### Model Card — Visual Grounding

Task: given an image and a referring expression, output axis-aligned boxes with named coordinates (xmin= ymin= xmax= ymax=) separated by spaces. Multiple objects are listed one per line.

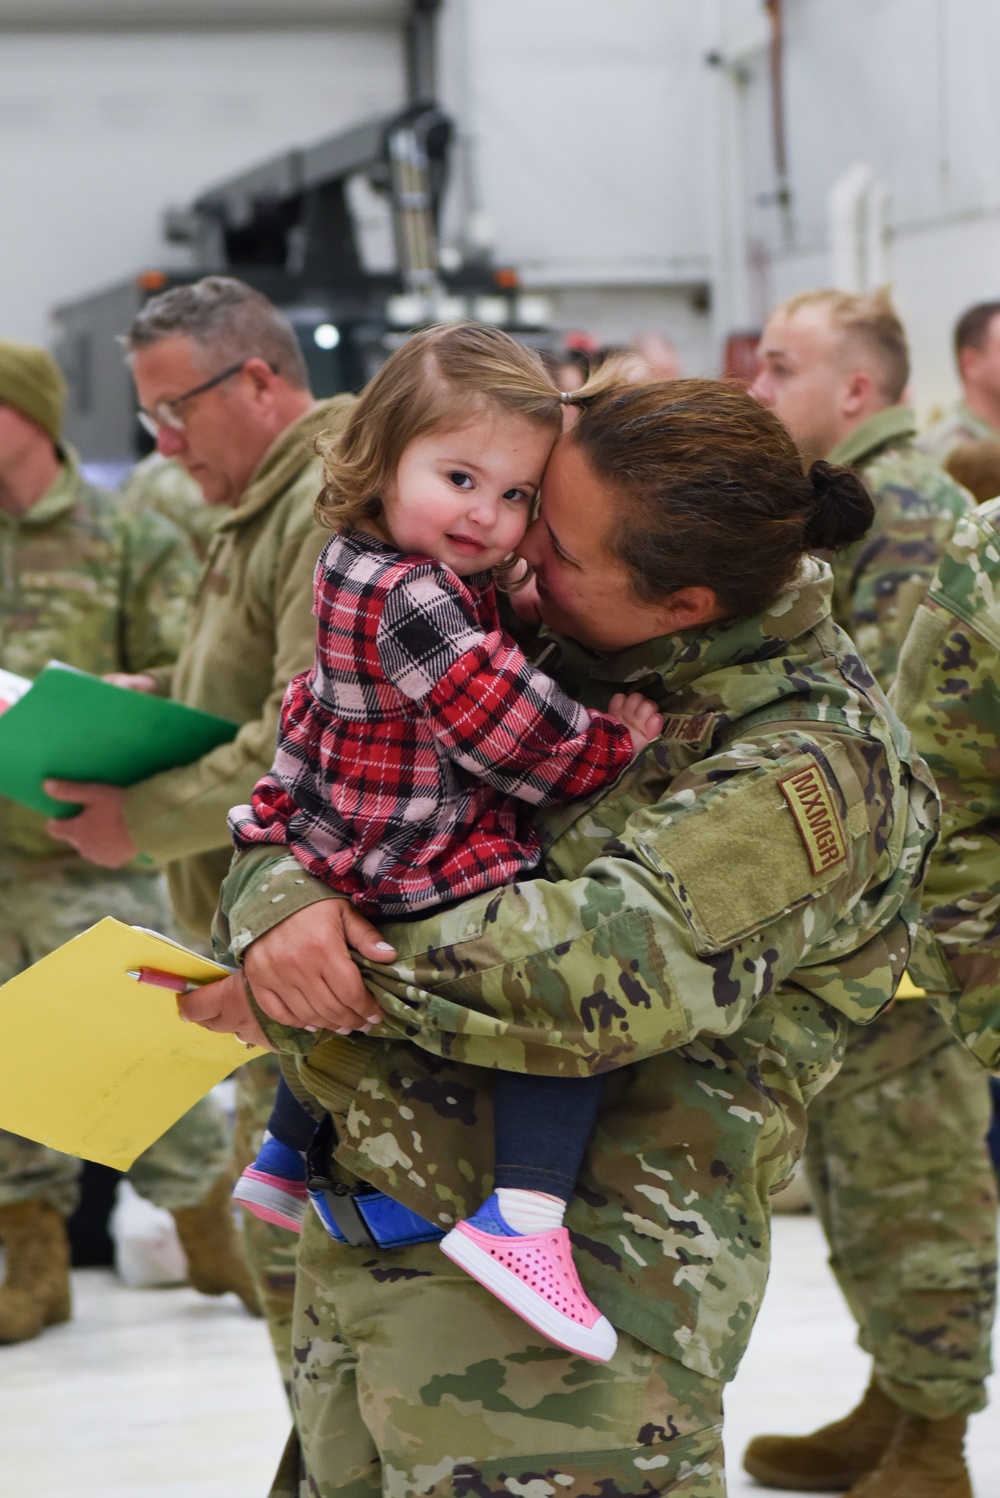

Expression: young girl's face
xmin=381 ymin=408 xmax=557 ymax=576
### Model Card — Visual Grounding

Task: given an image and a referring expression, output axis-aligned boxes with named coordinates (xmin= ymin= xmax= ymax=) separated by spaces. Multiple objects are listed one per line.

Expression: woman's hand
xmin=178 ymin=972 xmax=274 ymax=1051
xmin=243 ymin=900 xmax=395 ymax=1034
xmin=607 ymin=691 xmax=664 ymax=753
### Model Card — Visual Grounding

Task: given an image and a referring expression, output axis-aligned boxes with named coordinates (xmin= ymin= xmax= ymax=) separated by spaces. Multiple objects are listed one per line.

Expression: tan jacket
xmin=0 ymin=451 xmax=196 ymax=864
xmin=124 ymin=397 xmax=352 ymax=938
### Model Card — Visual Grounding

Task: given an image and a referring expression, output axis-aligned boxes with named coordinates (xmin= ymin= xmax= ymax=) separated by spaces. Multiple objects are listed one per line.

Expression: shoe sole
xmin=742 ymin=1452 xmax=866 ymax=1491
xmin=233 ymin=1179 xmax=305 ymax=1233
xmin=440 ymin=1228 xmax=617 ymax=1362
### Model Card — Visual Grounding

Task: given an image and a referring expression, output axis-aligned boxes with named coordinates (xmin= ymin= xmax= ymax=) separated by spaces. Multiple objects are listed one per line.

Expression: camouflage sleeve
xmin=892 ymin=501 xmax=1000 ymax=1070
xmin=219 ymin=728 xmax=916 ymax=1074
xmin=124 ymin=512 xmax=324 ymax=863
xmin=830 ymin=466 xmax=973 ymax=692
xmin=117 ymin=507 xmax=201 ymax=672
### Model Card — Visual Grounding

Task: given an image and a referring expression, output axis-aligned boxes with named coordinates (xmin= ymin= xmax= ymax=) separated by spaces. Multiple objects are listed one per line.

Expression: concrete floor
xmin=0 ymin=1214 xmax=996 ymax=1496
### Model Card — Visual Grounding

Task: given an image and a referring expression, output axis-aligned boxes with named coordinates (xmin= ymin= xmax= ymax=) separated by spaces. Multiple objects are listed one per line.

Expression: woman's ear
xmin=658 ymin=586 xmax=723 ymax=634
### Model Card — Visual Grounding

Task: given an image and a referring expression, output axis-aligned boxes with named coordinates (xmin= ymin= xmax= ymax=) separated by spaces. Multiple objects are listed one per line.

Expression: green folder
xmin=0 ymin=664 xmax=238 ymax=818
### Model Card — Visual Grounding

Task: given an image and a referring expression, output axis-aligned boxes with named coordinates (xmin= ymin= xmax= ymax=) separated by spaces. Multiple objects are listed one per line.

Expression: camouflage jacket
xmin=918 ymin=401 xmax=1000 ymax=465
xmin=892 ymin=497 xmax=1000 ymax=1072
xmin=119 ymin=453 xmax=220 ymax=565
xmin=123 ymin=398 xmax=353 ymax=940
xmin=827 ymin=405 xmax=973 ymax=691
xmin=218 ymin=558 xmax=937 ymax=1382
xmin=0 ymin=451 xmax=196 ymax=863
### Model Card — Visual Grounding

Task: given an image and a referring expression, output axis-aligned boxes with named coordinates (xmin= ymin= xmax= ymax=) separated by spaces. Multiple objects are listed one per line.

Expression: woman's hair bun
xmin=803 ymin=460 xmax=874 ymax=551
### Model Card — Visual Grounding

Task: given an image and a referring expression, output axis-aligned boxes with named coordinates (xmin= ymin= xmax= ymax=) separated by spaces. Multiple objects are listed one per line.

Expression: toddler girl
xmin=227 ymin=324 xmax=661 ymax=1361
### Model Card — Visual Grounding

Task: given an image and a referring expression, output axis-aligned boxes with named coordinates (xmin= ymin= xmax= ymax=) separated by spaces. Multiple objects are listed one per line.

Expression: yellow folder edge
xmin=0 ymin=917 xmax=265 ymax=1171
xmin=895 ymin=971 xmax=927 ymax=1000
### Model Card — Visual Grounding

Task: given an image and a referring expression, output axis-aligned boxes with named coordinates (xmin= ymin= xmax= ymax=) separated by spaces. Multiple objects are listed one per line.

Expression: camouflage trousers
xmin=805 ymin=999 xmax=998 ymax=1421
xmin=0 ymin=861 xmax=230 ymax=1216
xmin=234 ymin=1052 xmax=298 ymax=1391
xmin=269 ymin=1212 xmax=726 ymax=1498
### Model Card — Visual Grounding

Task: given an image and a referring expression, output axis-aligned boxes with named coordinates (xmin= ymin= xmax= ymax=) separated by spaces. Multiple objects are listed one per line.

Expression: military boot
xmin=0 ymin=1199 xmax=72 ymax=1344
xmin=846 ymin=1413 xmax=972 ymax=1498
xmin=742 ymin=1379 xmax=902 ymax=1490
xmin=171 ymin=1175 xmax=262 ymax=1317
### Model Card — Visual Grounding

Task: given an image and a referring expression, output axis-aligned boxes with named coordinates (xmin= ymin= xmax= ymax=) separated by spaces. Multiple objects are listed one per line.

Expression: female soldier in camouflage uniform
xmin=202 ymin=379 xmax=938 ymax=1498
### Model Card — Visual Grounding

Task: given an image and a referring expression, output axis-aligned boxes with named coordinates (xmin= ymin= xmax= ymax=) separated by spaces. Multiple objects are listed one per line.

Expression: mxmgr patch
xmin=778 ymin=760 xmax=847 ymax=876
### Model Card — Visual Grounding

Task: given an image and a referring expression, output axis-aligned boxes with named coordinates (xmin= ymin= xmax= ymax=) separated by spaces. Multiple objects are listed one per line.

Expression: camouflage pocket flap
xmin=635 ymin=753 xmax=855 ymax=953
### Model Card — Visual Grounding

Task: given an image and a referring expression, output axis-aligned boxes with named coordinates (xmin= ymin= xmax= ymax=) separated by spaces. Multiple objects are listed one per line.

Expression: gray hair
xmin=124 ymin=276 xmax=310 ymax=390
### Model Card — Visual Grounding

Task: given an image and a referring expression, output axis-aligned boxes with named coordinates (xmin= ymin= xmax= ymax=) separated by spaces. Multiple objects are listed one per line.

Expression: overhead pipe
xmin=406 ymin=0 xmax=441 ymax=106
xmin=764 ymin=0 xmax=794 ymax=243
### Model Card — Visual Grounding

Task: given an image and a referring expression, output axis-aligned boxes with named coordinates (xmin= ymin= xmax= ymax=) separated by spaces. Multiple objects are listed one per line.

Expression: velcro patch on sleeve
xmin=634 ymin=750 xmax=856 ymax=953
xmin=778 ymin=761 xmax=848 ymax=875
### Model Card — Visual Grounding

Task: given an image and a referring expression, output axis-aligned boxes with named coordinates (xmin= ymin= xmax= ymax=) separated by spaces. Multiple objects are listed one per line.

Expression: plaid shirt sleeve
xmin=377 ymin=570 xmax=636 ymax=806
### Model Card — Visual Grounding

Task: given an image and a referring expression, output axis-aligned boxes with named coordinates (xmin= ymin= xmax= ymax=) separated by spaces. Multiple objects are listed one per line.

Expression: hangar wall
xmin=0 ymin=13 xmax=406 ymax=344
xmin=4 ymin=0 xmax=1000 ymax=404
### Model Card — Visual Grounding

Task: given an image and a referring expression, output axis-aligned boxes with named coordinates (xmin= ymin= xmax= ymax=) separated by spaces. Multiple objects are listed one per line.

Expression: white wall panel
xmin=718 ymin=0 xmax=1000 ymax=403
xmin=0 ymin=28 xmax=405 ymax=343
xmin=437 ymin=0 xmax=717 ymax=288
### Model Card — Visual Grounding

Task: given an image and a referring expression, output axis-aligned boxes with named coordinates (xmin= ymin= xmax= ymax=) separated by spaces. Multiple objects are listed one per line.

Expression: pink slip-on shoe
xmin=440 ymin=1193 xmax=617 ymax=1362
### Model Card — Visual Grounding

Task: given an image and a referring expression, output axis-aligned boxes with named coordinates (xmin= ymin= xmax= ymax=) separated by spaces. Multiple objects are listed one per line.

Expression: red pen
xmin=126 ymin=966 xmax=207 ymax=995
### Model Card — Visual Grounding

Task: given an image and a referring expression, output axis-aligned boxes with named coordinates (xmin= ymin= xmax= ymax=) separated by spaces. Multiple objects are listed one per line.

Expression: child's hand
xmin=607 ymin=692 xmax=664 ymax=753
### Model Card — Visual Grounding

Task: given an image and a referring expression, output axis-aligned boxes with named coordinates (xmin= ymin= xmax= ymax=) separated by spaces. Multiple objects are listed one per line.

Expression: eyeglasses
xmin=136 ymin=360 xmax=262 ymax=438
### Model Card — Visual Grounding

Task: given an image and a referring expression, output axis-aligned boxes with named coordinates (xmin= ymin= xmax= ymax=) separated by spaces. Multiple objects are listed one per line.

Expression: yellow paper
xmin=0 ymin=917 xmax=265 ymax=1170
xmin=895 ymin=971 xmax=927 ymax=999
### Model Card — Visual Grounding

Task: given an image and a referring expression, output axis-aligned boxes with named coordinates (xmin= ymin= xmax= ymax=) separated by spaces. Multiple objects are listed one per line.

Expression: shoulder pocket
xmin=634 ymin=748 xmax=865 ymax=953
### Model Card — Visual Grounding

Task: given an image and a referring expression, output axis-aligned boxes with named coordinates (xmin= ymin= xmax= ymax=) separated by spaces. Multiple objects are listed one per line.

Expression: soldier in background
xmin=747 ymin=290 xmax=995 ymax=1497
xmin=41 ymin=278 xmax=355 ymax=1387
xmin=920 ymin=301 xmax=1000 ymax=463
xmin=752 ymin=288 xmax=973 ymax=684
xmin=943 ymin=438 xmax=1000 ymax=505
xmin=891 ymin=498 xmax=1000 ymax=1498
xmin=119 ymin=451 xmax=219 ymax=564
xmin=0 ymin=340 xmax=258 ymax=1343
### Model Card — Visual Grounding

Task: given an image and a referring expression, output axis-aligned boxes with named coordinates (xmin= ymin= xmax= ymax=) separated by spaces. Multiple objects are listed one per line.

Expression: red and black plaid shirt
xmin=228 ymin=529 xmax=634 ymax=917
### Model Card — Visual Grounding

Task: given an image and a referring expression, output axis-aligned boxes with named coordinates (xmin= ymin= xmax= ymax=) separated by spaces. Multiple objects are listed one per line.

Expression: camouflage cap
xmin=0 ymin=340 xmax=66 ymax=443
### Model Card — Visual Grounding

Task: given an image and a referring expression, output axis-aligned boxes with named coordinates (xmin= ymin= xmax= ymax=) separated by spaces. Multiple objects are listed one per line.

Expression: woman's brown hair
xmin=315 ymin=323 xmax=563 ymax=531
xmin=565 ymin=377 xmax=874 ymax=621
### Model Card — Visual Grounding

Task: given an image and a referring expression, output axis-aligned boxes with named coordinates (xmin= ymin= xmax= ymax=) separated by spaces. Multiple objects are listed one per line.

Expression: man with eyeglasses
xmin=0 ymin=338 xmax=261 ymax=1341
xmin=42 ymin=276 xmax=354 ymax=1384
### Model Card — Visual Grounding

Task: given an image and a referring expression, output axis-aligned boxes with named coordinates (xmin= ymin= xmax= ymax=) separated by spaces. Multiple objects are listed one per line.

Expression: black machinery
xmin=53 ymin=102 xmax=551 ymax=468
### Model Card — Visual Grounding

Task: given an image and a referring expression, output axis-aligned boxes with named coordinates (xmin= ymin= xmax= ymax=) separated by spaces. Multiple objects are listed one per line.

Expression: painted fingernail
xmin=335 ymin=1027 xmax=351 ymax=1035
xmin=304 ymin=1025 xmax=318 ymax=1033
xmin=375 ymin=942 xmax=394 ymax=952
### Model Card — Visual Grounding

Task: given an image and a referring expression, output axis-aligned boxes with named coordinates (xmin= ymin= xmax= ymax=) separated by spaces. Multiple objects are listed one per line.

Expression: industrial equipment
xmin=53 ymin=102 xmax=551 ymax=469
